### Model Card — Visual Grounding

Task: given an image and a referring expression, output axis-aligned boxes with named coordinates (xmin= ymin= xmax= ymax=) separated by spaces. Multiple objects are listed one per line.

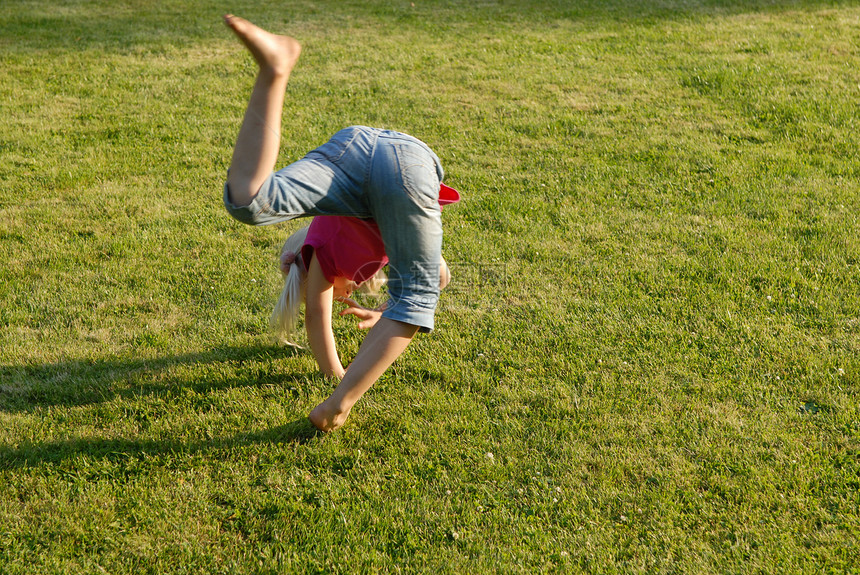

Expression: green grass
xmin=2 ymin=0 xmax=859 ymax=572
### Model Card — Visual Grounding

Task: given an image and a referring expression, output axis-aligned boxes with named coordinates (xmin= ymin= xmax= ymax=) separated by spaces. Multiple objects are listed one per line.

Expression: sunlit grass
xmin=1 ymin=0 xmax=859 ymax=572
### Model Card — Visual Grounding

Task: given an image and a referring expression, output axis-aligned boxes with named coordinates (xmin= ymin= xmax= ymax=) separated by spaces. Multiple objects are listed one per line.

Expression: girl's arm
xmin=305 ymin=253 xmax=346 ymax=379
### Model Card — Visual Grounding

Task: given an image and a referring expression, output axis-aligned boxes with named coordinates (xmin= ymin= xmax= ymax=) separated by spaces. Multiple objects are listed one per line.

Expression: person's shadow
xmin=0 ymin=344 xmax=325 ymax=469
xmin=0 ymin=417 xmax=322 ymax=470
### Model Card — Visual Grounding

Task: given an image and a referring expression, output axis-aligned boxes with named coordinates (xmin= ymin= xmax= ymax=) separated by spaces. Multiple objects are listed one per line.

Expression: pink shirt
xmin=301 ymin=216 xmax=388 ymax=284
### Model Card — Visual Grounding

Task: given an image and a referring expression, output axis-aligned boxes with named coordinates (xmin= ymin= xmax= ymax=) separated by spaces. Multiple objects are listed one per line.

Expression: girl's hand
xmin=338 ymin=297 xmax=386 ymax=330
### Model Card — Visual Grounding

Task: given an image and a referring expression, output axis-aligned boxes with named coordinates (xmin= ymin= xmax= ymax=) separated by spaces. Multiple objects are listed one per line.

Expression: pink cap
xmin=439 ymin=183 xmax=461 ymax=206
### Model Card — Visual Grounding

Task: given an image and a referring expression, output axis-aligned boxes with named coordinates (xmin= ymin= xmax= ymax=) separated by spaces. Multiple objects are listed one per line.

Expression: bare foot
xmin=309 ymin=399 xmax=351 ymax=432
xmin=224 ymin=14 xmax=301 ymax=78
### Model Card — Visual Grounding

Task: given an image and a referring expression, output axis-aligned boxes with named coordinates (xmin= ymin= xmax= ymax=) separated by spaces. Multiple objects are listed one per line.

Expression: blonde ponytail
xmin=271 ymin=225 xmax=310 ymax=344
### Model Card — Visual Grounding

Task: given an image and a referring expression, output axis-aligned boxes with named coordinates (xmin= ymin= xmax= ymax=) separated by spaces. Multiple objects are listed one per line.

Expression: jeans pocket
xmin=394 ymin=143 xmax=439 ymax=209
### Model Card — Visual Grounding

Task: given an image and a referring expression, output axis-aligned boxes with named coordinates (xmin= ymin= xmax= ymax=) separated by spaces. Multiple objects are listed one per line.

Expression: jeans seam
xmin=364 ymin=129 xmax=380 ymax=196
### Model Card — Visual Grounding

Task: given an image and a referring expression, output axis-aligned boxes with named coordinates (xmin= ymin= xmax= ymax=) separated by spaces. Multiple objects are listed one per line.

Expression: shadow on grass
xmin=0 ymin=417 xmax=324 ymax=470
xmin=0 ymin=343 xmax=313 ymax=413
xmin=0 ymin=343 xmax=331 ymax=469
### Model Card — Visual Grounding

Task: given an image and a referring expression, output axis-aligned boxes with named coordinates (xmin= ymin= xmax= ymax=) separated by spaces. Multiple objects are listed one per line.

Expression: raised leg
xmin=224 ymin=15 xmax=302 ymax=206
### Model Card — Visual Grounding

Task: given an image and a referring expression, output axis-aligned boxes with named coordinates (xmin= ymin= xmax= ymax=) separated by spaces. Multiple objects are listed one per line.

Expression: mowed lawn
xmin=1 ymin=0 xmax=858 ymax=572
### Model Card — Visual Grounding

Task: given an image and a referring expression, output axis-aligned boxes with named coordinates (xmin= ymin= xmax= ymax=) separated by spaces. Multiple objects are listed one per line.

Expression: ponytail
xmin=271 ymin=225 xmax=310 ymax=344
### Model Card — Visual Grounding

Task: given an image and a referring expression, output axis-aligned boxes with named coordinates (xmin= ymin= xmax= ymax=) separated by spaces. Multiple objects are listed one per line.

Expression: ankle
xmin=262 ymin=50 xmax=299 ymax=80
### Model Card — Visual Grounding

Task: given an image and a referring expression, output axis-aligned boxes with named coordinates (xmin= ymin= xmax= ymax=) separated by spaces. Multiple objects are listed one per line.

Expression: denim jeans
xmin=224 ymin=126 xmax=445 ymax=332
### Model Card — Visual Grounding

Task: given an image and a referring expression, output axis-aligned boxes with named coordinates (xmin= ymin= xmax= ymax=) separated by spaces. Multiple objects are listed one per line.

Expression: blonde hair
xmin=271 ymin=225 xmax=310 ymax=344
xmin=358 ymin=269 xmax=387 ymax=296
xmin=271 ymin=224 xmax=388 ymax=345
